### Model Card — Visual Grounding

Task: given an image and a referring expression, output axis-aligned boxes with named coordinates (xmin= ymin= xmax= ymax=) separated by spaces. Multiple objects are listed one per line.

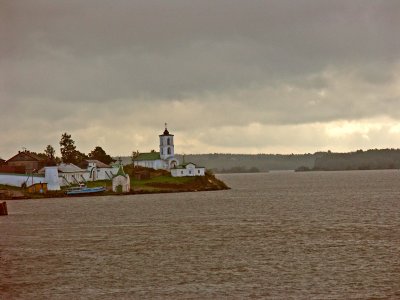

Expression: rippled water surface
xmin=1 ymin=170 xmax=400 ymax=299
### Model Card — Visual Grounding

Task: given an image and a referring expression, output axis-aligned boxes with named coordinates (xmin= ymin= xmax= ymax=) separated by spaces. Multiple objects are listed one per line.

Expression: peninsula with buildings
xmin=0 ymin=125 xmax=228 ymax=200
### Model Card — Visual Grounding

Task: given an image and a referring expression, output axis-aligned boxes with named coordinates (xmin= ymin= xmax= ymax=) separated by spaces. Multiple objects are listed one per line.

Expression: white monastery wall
xmin=0 ymin=173 xmax=45 ymax=187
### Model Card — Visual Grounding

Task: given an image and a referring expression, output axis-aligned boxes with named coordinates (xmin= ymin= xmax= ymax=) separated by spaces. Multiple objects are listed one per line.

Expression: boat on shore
xmin=65 ymin=186 xmax=106 ymax=196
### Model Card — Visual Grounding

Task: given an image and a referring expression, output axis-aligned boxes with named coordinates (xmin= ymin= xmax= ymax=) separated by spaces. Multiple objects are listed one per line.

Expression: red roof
xmin=6 ymin=151 xmax=45 ymax=163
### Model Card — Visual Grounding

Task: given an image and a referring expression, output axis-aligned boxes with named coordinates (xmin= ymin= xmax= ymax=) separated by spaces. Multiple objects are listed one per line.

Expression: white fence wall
xmin=0 ymin=173 xmax=45 ymax=187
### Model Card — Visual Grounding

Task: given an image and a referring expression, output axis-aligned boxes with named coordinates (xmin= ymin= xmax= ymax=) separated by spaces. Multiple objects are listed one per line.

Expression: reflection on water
xmin=1 ymin=170 xmax=400 ymax=299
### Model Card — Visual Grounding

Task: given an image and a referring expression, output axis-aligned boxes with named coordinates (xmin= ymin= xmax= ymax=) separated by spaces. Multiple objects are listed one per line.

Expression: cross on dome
xmin=163 ymin=122 xmax=170 ymax=135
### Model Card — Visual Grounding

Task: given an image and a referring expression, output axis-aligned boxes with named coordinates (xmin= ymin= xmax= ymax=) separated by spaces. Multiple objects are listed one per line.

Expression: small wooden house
xmin=6 ymin=151 xmax=46 ymax=173
xmin=27 ymin=182 xmax=48 ymax=194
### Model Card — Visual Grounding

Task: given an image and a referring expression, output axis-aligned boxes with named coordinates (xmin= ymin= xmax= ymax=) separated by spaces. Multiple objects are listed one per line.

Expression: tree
xmin=131 ymin=150 xmax=139 ymax=164
xmin=60 ymin=133 xmax=76 ymax=163
xmin=43 ymin=144 xmax=57 ymax=166
xmin=88 ymin=146 xmax=115 ymax=165
xmin=44 ymin=145 xmax=56 ymax=160
xmin=74 ymin=150 xmax=87 ymax=165
xmin=59 ymin=133 xmax=86 ymax=164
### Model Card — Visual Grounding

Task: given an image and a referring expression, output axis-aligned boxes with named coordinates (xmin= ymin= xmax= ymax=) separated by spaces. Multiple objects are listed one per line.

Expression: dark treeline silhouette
xmin=218 ymin=166 xmax=261 ymax=174
xmin=175 ymin=153 xmax=317 ymax=172
xmin=181 ymin=150 xmax=400 ymax=172
xmin=312 ymin=149 xmax=400 ymax=171
xmin=118 ymin=149 xmax=400 ymax=173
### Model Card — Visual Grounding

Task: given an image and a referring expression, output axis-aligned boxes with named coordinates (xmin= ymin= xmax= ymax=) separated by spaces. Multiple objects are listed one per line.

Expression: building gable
xmin=6 ymin=151 xmax=44 ymax=163
xmin=79 ymin=159 xmax=111 ymax=169
xmin=57 ymin=163 xmax=87 ymax=174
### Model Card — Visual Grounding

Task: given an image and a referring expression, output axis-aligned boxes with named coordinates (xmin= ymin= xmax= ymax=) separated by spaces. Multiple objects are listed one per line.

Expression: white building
xmin=171 ymin=163 xmax=206 ymax=177
xmin=56 ymin=163 xmax=88 ymax=186
xmin=133 ymin=125 xmax=179 ymax=170
xmin=79 ymin=159 xmax=118 ymax=181
xmin=44 ymin=166 xmax=60 ymax=190
xmin=39 ymin=163 xmax=88 ymax=187
xmin=112 ymin=165 xmax=130 ymax=193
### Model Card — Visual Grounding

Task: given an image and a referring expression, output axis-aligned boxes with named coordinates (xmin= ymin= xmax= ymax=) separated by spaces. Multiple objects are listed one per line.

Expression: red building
xmin=5 ymin=151 xmax=46 ymax=173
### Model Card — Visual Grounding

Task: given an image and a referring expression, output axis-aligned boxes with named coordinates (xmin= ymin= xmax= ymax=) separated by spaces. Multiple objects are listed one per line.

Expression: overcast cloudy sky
xmin=1 ymin=0 xmax=399 ymax=158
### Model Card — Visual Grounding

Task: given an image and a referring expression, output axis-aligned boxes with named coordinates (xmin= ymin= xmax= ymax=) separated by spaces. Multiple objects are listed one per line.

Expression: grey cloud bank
xmin=1 ymin=0 xmax=399 ymax=158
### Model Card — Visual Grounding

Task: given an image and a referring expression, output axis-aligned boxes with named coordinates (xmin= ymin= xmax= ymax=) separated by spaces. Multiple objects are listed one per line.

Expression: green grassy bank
xmin=0 ymin=167 xmax=229 ymax=200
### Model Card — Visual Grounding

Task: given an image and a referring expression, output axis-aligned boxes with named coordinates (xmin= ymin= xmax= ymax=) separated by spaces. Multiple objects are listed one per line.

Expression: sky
xmin=1 ymin=0 xmax=400 ymax=159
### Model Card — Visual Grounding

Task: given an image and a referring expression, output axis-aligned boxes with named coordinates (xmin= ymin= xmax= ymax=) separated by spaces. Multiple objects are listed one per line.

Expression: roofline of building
xmin=5 ymin=151 xmax=45 ymax=163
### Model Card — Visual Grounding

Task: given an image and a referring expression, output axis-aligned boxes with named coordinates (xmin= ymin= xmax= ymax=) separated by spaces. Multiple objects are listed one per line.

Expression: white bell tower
xmin=159 ymin=123 xmax=174 ymax=160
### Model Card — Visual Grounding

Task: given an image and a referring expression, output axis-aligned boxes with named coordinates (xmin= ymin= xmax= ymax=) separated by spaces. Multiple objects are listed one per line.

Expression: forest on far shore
xmin=118 ymin=149 xmax=400 ymax=173
xmin=310 ymin=149 xmax=400 ymax=171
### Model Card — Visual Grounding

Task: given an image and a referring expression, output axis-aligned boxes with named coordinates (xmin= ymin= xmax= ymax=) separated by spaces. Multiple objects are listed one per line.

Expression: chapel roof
xmin=114 ymin=165 xmax=127 ymax=178
xmin=160 ymin=123 xmax=173 ymax=136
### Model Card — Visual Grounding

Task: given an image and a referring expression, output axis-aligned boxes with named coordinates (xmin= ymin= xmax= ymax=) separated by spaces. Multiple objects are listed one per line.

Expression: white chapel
xmin=133 ymin=124 xmax=179 ymax=170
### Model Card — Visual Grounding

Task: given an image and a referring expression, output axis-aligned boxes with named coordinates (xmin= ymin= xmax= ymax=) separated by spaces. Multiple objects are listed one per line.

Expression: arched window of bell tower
xmin=167 ymin=147 xmax=171 ymax=155
xmin=167 ymin=138 xmax=170 ymax=145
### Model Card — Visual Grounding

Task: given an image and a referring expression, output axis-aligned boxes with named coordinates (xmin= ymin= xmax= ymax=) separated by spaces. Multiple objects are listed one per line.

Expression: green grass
xmin=85 ymin=180 xmax=110 ymax=188
xmin=131 ymin=175 xmax=196 ymax=190
xmin=78 ymin=176 xmax=195 ymax=192
xmin=0 ymin=184 xmax=22 ymax=191
xmin=0 ymin=173 xmax=215 ymax=197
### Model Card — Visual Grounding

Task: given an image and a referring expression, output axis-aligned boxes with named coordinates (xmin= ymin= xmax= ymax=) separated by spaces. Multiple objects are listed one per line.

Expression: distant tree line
xmin=312 ymin=149 xmax=400 ymax=171
xmin=217 ymin=166 xmax=261 ymax=174
xmin=179 ymin=150 xmax=400 ymax=172
xmin=174 ymin=153 xmax=316 ymax=172
xmin=119 ymin=149 xmax=400 ymax=172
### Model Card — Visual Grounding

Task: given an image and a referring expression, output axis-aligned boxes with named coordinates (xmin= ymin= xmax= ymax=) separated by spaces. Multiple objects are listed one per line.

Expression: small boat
xmin=65 ymin=185 xmax=106 ymax=195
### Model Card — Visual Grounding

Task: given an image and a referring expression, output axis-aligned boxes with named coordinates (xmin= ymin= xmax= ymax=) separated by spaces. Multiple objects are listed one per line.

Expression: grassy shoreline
xmin=0 ymin=171 xmax=229 ymax=200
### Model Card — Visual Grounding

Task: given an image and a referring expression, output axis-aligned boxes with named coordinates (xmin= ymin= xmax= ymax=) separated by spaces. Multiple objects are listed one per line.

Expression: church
xmin=133 ymin=124 xmax=180 ymax=170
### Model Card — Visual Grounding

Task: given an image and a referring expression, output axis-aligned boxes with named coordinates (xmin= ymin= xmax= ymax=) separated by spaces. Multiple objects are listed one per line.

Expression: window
xmin=189 ymin=170 xmax=192 ymax=174
xmin=198 ymin=170 xmax=200 ymax=174
xmin=167 ymin=138 xmax=170 ymax=145
xmin=181 ymin=170 xmax=183 ymax=175
xmin=167 ymin=148 xmax=171 ymax=155
xmin=161 ymin=149 xmax=163 ymax=155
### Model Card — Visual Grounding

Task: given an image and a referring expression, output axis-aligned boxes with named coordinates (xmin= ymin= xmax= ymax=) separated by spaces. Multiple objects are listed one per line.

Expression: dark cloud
xmin=1 ymin=0 xmax=400 ymax=156
xmin=2 ymin=0 xmax=399 ymax=99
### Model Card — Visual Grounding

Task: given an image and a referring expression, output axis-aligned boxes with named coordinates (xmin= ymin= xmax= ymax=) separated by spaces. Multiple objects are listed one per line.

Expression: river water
xmin=1 ymin=170 xmax=400 ymax=299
